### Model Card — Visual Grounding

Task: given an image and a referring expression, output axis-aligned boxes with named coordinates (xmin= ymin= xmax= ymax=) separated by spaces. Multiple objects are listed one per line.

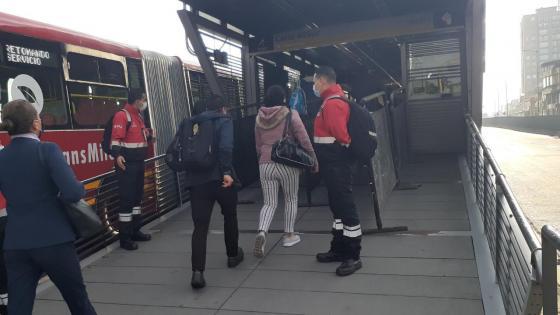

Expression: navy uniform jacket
xmin=184 ymin=110 xmax=236 ymax=187
xmin=0 ymin=137 xmax=84 ymax=250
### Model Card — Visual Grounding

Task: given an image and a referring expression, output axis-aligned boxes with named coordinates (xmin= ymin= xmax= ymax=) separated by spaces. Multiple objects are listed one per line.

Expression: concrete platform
xmin=34 ymin=156 xmax=485 ymax=315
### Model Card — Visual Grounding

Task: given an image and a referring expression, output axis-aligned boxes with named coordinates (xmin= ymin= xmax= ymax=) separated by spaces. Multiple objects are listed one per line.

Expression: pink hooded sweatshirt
xmin=255 ymin=106 xmax=317 ymax=169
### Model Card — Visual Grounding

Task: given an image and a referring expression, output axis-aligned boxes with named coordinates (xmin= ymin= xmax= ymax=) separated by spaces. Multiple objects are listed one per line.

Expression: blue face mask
xmin=313 ymin=84 xmax=320 ymax=97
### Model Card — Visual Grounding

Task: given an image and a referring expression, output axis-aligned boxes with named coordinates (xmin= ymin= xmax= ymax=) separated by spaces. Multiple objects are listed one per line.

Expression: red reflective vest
xmin=313 ymin=84 xmax=351 ymax=145
xmin=110 ymin=103 xmax=149 ymax=161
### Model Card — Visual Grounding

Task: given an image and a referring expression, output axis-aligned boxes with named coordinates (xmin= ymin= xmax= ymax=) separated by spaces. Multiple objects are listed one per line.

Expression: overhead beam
xmin=187 ymin=11 xmax=246 ymax=44
xmin=250 ymin=11 xmax=463 ymax=56
xmin=346 ymin=43 xmax=403 ymax=88
xmin=178 ymin=9 xmax=224 ymax=97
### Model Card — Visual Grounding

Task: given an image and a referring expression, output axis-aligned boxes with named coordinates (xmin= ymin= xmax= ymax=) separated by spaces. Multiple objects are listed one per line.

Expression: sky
xmin=484 ymin=0 xmax=558 ymax=115
xmin=0 ymin=0 xmax=197 ymax=62
xmin=0 ymin=0 xmax=556 ymax=116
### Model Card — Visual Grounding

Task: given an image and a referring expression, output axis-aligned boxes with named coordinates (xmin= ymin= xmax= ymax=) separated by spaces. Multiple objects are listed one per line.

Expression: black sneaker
xmin=191 ymin=270 xmax=206 ymax=289
xmin=336 ymin=259 xmax=362 ymax=276
xmin=132 ymin=231 xmax=152 ymax=242
xmin=316 ymin=251 xmax=344 ymax=263
xmin=227 ymin=247 xmax=244 ymax=268
xmin=120 ymin=239 xmax=138 ymax=251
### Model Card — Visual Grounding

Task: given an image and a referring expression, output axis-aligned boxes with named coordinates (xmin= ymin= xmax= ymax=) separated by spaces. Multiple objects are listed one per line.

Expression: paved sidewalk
xmin=35 ymin=156 xmax=484 ymax=315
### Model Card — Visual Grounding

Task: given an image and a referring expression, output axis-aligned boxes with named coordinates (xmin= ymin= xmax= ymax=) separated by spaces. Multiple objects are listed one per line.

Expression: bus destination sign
xmin=4 ymin=44 xmax=57 ymax=67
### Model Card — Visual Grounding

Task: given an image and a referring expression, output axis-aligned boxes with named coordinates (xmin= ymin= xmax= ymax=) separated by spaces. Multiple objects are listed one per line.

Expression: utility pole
xmin=537 ymin=59 xmax=541 ymax=116
xmin=505 ymin=82 xmax=509 ymax=116
xmin=497 ymin=90 xmax=501 ymax=116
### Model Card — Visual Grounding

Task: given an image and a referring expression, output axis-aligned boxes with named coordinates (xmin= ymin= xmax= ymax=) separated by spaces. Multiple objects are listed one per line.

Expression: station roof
xmin=182 ymin=0 xmax=467 ymax=94
xmin=183 ymin=0 xmax=466 ymax=38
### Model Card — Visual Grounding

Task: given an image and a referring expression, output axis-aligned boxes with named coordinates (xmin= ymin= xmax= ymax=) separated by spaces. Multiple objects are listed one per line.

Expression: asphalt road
xmin=481 ymin=127 xmax=560 ymax=233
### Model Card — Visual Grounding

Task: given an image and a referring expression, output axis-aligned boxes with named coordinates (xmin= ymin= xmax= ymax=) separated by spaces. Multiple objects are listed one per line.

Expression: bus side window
xmin=68 ymin=53 xmax=126 ymax=86
xmin=127 ymin=59 xmax=145 ymax=90
xmin=69 ymin=82 xmax=127 ymax=129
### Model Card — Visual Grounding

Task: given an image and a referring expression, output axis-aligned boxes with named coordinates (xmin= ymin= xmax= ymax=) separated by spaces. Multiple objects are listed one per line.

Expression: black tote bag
xmin=38 ymin=143 xmax=104 ymax=238
xmin=271 ymin=111 xmax=314 ymax=170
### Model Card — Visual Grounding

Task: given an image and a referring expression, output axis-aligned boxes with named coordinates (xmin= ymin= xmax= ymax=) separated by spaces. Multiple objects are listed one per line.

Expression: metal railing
xmin=465 ymin=115 xmax=543 ymax=315
xmin=74 ymin=155 xmax=189 ymax=259
xmin=541 ymin=225 xmax=560 ymax=315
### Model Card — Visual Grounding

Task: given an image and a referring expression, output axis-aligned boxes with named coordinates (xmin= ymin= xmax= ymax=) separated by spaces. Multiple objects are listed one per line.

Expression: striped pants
xmin=258 ymin=163 xmax=301 ymax=233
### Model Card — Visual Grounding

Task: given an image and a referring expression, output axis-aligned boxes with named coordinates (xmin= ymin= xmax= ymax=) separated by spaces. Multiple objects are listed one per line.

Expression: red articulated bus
xmin=0 ymin=12 xmax=249 ymax=220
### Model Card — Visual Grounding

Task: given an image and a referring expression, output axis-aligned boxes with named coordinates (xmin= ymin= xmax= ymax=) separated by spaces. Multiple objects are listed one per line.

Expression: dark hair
xmin=128 ymin=89 xmax=145 ymax=104
xmin=206 ymin=94 xmax=225 ymax=111
xmin=192 ymin=100 xmax=207 ymax=115
xmin=264 ymin=85 xmax=286 ymax=107
xmin=0 ymin=99 xmax=38 ymax=136
xmin=314 ymin=66 xmax=337 ymax=83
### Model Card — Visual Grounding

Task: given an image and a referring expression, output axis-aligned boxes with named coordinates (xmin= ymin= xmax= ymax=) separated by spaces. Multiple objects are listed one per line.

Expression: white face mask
xmin=140 ymin=101 xmax=148 ymax=111
xmin=313 ymin=84 xmax=321 ymax=97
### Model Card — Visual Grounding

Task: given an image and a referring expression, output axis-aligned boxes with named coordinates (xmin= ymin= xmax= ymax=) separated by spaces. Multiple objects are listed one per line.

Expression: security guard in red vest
xmin=111 ymin=89 xmax=153 ymax=250
xmin=313 ymin=66 xmax=362 ymax=276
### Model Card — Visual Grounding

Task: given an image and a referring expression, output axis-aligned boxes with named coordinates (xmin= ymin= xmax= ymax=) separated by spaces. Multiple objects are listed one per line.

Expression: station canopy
xmin=181 ymin=0 xmax=467 ymax=95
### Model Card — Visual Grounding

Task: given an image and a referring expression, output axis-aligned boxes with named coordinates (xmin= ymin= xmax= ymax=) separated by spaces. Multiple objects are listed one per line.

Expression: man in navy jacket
xmin=186 ymin=95 xmax=243 ymax=289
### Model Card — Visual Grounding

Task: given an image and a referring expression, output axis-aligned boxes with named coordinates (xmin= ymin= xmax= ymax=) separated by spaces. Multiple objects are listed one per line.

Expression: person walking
xmin=253 ymin=85 xmax=317 ymax=257
xmin=185 ymin=95 xmax=244 ymax=289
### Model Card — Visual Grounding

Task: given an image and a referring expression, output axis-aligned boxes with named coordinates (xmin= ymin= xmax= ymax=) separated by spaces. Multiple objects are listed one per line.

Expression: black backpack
xmin=165 ymin=116 xmax=219 ymax=172
xmin=101 ymin=110 xmax=131 ymax=155
xmin=329 ymin=96 xmax=378 ymax=162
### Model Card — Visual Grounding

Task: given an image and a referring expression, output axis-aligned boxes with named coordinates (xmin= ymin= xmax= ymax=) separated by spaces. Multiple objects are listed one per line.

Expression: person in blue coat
xmin=0 ymin=99 xmax=96 ymax=315
xmin=186 ymin=95 xmax=244 ymax=289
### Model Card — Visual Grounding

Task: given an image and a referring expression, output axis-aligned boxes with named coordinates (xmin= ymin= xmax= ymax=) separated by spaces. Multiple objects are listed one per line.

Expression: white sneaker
xmin=254 ymin=231 xmax=266 ymax=258
xmin=282 ymin=234 xmax=301 ymax=247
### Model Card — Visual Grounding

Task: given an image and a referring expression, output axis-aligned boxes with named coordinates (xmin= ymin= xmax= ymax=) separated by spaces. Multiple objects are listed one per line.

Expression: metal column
xmin=177 ymin=9 xmax=224 ymax=97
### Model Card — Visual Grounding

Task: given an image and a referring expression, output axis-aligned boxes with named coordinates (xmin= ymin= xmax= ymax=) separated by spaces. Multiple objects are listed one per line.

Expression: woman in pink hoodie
xmin=253 ymin=85 xmax=317 ymax=257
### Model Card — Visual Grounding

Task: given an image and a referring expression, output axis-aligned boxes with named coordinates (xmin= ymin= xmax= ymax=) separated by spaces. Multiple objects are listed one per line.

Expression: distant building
xmin=521 ymin=6 xmax=560 ymax=113
xmin=541 ymin=60 xmax=560 ymax=115
xmin=506 ymin=98 xmax=524 ymax=116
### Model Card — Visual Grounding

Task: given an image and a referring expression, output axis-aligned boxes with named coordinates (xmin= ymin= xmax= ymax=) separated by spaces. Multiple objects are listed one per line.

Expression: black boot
xmin=317 ymin=228 xmax=344 ymax=263
xmin=335 ymin=236 xmax=362 ymax=276
xmin=227 ymin=247 xmax=244 ymax=268
xmin=119 ymin=221 xmax=138 ymax=251
xmin=191 ymin=270 xmax=206 ymax=289
xmin=132 ymin=215 xmax=151 ymax=242
xmin=336 ymin=259 xmax=362 ymax=276
xmin=120 ymin=239 xmax=138 ymax=251
xmin=132 ymin=231 xmax=151 ymax=242
xmin=316 ymin=251 xmax=344 ymax=263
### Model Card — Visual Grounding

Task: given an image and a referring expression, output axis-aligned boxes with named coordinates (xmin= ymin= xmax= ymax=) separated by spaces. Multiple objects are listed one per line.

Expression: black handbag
xmin=63 ymin=200 xmax=104 ymax=238
xmin=38 ymin=143 xmax=104 ymax=238
xmin=271 ymin=111 xmax=315 ymax=170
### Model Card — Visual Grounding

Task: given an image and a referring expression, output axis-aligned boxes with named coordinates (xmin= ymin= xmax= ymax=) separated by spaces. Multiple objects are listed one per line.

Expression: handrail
xmin=465 ymin=116 xmax=542 ymax=274
xmin=465 ymin=114 xmax=544 ymax=314
xmin=541 ymin=225 xmax=560 ymax=315
xmin=82 ymin=154 xmax=166 ymax=184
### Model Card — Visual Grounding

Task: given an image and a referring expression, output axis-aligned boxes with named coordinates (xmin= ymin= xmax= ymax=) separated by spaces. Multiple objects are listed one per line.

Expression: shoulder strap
xmin=327 ymin=95 xmax=349 ymax=104
xmin=282 ymin=110 xmax=292 ymax=139
xmin=121 ymin=110 xmax=132 ymax=131
xmin=319 ymin=96 xmax=348 ymax=118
